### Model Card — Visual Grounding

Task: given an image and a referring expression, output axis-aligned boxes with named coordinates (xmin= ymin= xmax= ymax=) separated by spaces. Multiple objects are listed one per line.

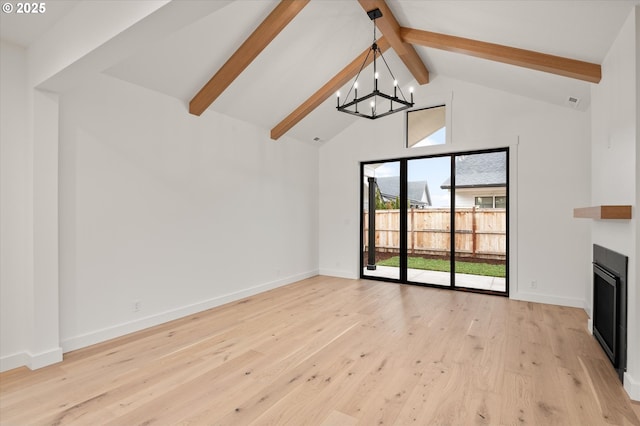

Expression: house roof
xmin=441 ymin=151 xmax=506 ymax=189
xmin=1 ymin=1 xmax=637 ymax=143
xmin=375 ymin=177 xmax=431 ymax=206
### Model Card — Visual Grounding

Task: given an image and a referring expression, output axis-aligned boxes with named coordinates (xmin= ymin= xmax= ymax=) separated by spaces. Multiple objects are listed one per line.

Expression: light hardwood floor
xmin=1 ymin=276 xmax=638 ymax=425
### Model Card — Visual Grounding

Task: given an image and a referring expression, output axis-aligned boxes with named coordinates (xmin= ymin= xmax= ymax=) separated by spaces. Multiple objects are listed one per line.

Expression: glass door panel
xmin=406 ymin=157 xmax=451 ymax=287
xmin=453 ymin=152 xmax=507 ymax=293
xmin=362 ymin=161 xmax=401 ymax=280
xmin=361 ymin=149 xmax=508 ymax=295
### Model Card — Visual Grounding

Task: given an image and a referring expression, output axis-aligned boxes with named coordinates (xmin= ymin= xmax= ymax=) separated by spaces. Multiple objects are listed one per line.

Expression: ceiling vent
xmin=566 ymin=96 xmax=581 ymax=108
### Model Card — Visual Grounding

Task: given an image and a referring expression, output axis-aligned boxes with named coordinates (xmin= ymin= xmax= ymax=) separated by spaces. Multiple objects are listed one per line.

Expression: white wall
xmin=319 ymin=74 xmax=591 ymax=307
xmin=0 ymin=41 xmax=29 ymax=370
xmin=590 ymin=6 xmax=639 ymax=400
xmin=57 ymin=74 xmax=319 ymax=351
xmin=1 ymin=0 xmax=321 ymax=371
xmin=1 ymin=41 xmax=64 ymax=371
xmin=1 ymin=44 xmax=320 ymax=369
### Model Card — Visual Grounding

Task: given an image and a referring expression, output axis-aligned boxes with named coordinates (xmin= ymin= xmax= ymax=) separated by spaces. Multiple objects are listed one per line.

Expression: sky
xmin=413 ymin=126 xmax=446 ymax=148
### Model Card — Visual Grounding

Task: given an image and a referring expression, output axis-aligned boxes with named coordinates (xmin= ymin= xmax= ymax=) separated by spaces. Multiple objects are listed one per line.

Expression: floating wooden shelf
xmin=573 ymin=205 xmax=632 ymax=219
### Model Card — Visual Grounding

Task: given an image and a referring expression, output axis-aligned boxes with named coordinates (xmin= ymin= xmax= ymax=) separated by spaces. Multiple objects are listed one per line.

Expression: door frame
xmin=359 ymin=147 xmax=509 ymax=296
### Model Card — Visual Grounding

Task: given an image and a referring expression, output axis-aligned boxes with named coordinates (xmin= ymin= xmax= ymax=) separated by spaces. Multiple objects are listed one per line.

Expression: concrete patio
xmin=363 ymin=266 xmax=506 ymax=292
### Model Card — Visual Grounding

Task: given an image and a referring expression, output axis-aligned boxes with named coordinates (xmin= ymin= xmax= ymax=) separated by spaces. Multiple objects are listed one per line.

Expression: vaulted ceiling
xmin=2 ymin=0 xmax=638 ymax=143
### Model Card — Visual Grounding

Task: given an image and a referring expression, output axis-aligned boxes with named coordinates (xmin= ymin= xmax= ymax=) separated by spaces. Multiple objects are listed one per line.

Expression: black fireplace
xmin=592 ymin=244 xmax=628 ymax=382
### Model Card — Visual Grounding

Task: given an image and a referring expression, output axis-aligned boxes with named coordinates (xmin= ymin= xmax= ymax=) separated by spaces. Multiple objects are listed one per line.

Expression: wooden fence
xmin=364 ymin=208 xmax=506 ymax=260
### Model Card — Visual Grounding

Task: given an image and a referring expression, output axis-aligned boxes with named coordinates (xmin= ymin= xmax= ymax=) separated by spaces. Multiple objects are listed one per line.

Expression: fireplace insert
xmin=593 ymin=263 xmax=618 ymax=363
xmin=592 ymin=244 xmax=627 ymax=383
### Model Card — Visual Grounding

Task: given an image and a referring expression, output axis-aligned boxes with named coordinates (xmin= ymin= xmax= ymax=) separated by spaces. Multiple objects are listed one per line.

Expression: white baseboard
xmin=587 ymin=318 xmax=593 ymax=334
xmin=28 ymin=347 xmax=63 ymax=369
xmin=625 ymin=372 xmax=640 ymax=401
xmin=0 ymin=351 xmax=29 ymax=373
xmin=510 ymin=290 xmax=585 ymax=309
xmin=319 ymin=268 xmax=358 ymax=280
xmin=61 ymin=270 xmax=319 ymax=353
xmin=583 ymin=303 xmax=593 ymax=319
xmin=0 ymin=347 xmax=63 ymax=373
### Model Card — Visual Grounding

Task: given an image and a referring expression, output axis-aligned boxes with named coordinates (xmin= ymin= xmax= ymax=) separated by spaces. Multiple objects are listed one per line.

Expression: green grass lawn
xmin=377 ymin=256 xmax=506 ymax=278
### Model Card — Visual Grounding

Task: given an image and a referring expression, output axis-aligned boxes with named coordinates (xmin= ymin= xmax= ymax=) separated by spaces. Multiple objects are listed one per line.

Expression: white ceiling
xmin=2 ymin=0 xmax=638 ymax=143
xmin=0 ymin=0 xmax=79 ymax=47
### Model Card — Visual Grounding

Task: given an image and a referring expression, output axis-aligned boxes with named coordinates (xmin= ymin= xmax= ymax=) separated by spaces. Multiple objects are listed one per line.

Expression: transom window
xmin=406 ymin=105 xmax=446 ymax=148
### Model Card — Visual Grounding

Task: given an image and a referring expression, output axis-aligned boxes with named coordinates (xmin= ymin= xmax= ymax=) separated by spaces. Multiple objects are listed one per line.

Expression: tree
xmin=375 ymin=188 xmax=387 ymax=210
xmin=374 ymin=188 xmax=406 ymax=210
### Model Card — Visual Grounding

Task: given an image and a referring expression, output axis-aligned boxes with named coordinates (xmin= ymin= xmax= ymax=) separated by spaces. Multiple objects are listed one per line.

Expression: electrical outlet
xmin=133 ymin=300 xmax=141 ymax=312
xmin=530 ymin=280 xmax=537 ymax=289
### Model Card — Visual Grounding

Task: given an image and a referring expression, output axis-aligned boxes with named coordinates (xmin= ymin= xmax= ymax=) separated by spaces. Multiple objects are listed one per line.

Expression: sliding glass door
xmin=454 ymin=151 xmax=508 ymax=293
xmin=406 ymin=157 xmax=451 ymax=287
xmin=361 ymin=161 xmax=401 ymax=281
xmin=361 ymin=149 xmax=508 ymax=295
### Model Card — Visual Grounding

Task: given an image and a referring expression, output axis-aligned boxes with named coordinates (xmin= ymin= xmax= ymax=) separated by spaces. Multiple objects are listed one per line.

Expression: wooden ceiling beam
xmin=400 ymin=27 xmax=601 ymax=83
xmin=189 ymin=0 xmax=310 ymax=116
xmin=357 ymin=0 xmax=429 ymax=85
xmin=270 ymin=37 xmax=391 ymax=140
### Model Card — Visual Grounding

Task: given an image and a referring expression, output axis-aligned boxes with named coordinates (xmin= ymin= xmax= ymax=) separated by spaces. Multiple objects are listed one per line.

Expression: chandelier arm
xmin=378 ymin=50 xmax=409 ymax=102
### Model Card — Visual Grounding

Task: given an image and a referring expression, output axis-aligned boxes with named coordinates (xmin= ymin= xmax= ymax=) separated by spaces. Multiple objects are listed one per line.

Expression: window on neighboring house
xmin=475 ymin=196 xmax=494 ymax=208
xmin=475 ymin=195 xmax=507 ymax=208
xmin=406 ymin=105 xmax=446 ymax=148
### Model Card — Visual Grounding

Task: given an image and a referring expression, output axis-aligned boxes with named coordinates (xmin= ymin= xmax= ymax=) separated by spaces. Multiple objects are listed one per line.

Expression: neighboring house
xmin=373 ymin=176 xmax=432 ymax=209
xmin=440 ymin=152 xmax=507 ymax=208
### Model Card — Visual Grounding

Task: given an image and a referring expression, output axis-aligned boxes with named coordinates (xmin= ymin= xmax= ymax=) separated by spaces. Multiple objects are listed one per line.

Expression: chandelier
xmin=336 ymin=8 xmax=414 ymax=119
